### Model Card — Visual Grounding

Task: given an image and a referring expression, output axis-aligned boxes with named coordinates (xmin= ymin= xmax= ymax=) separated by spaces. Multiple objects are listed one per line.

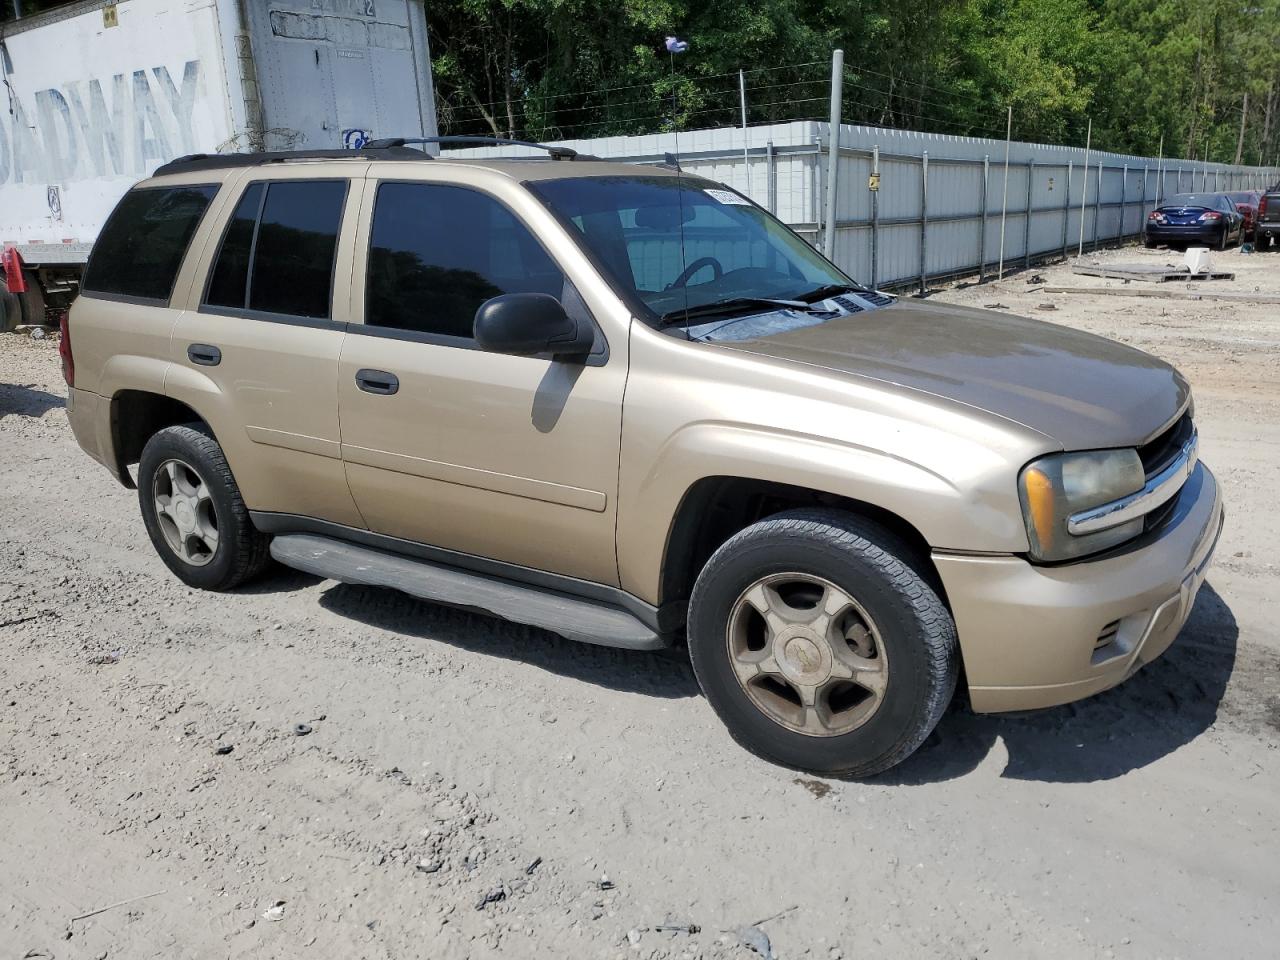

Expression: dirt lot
xmin=2 ymin=244 xmax=1278 ymax=960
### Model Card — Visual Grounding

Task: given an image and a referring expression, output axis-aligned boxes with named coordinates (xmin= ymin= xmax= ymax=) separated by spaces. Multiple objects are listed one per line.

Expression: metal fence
xmin=451 ymin=120 xmax=1280 ymax=291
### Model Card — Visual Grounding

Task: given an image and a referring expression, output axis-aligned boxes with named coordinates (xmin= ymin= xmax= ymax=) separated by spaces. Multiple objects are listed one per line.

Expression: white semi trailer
xmin=0 ymin=0 xmax=438 ymax=330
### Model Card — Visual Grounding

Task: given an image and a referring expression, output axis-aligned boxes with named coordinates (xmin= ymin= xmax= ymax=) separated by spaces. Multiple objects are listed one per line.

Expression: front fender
xmin=617 ymin=421 xmax=1031 ymax=605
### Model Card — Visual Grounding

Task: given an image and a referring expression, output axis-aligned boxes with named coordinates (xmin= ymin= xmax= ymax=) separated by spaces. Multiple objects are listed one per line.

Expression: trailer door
xmin=244 ymin=0 xmax=437 ymax=152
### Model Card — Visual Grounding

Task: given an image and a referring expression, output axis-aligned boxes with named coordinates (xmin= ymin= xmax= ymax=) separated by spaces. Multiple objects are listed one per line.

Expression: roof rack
xmin=151 ymin=136 xmax=606 ymax=177
xmin=365 ymin=135 xmax=601 ymax=161
xmin=152 ymin=145 xmax=430 ymax=176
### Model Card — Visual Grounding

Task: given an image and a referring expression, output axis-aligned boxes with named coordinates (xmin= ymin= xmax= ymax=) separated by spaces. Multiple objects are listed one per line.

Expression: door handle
xmin=188 ymin=343 xmax=221 ymax=366
xmin=355 ymin=368 xmax=399 ymax=395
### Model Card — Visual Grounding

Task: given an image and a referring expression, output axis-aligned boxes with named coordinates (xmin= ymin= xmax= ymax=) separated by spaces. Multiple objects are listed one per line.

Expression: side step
xmin=269 ymin=534 xmax=666 ymax=651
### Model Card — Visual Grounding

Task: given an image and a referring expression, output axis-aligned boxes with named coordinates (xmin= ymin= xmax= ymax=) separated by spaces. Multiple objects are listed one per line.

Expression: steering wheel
xmin=670 ymin=256 xmax=724 ymax=289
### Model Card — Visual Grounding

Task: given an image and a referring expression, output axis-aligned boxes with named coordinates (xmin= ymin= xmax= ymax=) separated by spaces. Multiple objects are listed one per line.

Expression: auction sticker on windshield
xmin=704 ymin=188 xmax=752 ymax=205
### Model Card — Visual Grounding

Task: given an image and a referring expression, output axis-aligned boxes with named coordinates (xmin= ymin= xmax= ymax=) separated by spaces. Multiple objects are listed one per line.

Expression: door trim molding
xmin=340 ymin=442 xmax=607 ymax=512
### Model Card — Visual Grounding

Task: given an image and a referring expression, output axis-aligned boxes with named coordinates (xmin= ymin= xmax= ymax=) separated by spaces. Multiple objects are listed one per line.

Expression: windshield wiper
xmin=795 ymin=283 xmax=866 ymax=304
xmin=658 ymin=296 xmax=811 ymax=326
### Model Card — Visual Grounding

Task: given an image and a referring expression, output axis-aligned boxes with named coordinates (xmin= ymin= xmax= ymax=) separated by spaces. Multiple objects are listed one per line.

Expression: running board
xmin=269 ymin=533 xmax=666 ymax=651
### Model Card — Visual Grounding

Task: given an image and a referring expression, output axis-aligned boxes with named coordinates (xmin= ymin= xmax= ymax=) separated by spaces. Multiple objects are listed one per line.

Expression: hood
xmin=715 ymin=300 xmax=1188 ymax=450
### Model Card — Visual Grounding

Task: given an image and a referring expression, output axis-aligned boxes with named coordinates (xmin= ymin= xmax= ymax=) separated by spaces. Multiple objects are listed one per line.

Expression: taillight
xmin=1262 ymin=195 xmax=1269 ymax=216
xmin=59 ymin=311 xmax=74 ymax=387
xmin=1199 ymin=211 xmax=1222 ymax=221
xmin=1148 ymin=211 xmax=1167 ymax=223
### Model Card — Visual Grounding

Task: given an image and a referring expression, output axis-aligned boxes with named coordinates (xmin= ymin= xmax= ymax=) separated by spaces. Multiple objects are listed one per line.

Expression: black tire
xmin=1143 ymin=236 xmax=1158 ymax=249
xmin=138 ymin=423 xmax=271 ymax=591
xmin=1216 ymin=226 xmax=1228 ymax=251
xmin=1257 ymin=232 xmax=1271 ymax=251
xmin=687 ymin=508 xmax=958 ymax=777
xmin=18 ymin=275 xmax=45 ymax=326
xmin=0 ymin=277 xmax=18 ymax=333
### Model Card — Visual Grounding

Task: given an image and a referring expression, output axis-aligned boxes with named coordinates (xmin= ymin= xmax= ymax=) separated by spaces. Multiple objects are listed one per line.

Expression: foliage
xmin=426 ymin=0 xmax=1280 ymax=164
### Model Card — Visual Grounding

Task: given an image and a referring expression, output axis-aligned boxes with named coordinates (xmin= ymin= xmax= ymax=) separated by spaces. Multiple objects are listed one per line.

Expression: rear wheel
xmin=18 ymin=276 xmax=46 ymax=326
xmin=0 ymin=278 xmax=18 ymax=333
xmin=1216 ymin=227 xmax=1229 ymax=251
xmin=1143 ymin=235 xmax=1158 ymax=249
xmin=138 ymin=424 xmax=271 ymax=591
xmin=687 ymin=509 xmax=958 ymax=777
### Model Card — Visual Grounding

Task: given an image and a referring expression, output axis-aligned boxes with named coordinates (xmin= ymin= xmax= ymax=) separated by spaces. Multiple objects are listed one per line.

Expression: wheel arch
xmin=110 ymin=389 xmax=212 ymax=490
xmin=658 ymin=475 xmax=948 ymax=619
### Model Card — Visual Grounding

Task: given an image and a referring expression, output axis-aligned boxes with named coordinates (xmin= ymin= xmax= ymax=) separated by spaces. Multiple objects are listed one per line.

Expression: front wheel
xmin=138 ymin=424 xmax=270 ymax=590
xmin=687 ymin=509 xmax=958 ymax=777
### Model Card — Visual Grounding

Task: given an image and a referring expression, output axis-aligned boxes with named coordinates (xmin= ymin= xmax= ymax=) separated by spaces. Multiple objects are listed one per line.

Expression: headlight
xmin=1018 ymin=449 xmax=1145 ymax=561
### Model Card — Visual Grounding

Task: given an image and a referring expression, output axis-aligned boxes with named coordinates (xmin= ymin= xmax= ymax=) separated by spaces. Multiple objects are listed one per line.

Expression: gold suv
xmin=64 ymin=143 xmax=1224 ymax=776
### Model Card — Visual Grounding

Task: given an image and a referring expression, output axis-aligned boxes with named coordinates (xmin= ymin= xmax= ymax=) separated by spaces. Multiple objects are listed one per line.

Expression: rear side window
xmin=83 ymin=185 xmax=218 ymax=302
xmin=364 ymin=182 xmax=564 ymax=340
xmin=203 ymin=180 xmax=348 ymax=320
xmin=205 ymin=183 xmax=263 ymax=309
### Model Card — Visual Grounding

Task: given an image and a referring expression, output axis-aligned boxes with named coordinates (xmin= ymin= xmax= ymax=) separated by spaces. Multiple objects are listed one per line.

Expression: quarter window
xmin=365 ymin=182 xmax=564 ymax=340
xmin=203 ymin=179 xmax=347 ymax=319
xmin=83 ymin=185 xmax=218 ymax=302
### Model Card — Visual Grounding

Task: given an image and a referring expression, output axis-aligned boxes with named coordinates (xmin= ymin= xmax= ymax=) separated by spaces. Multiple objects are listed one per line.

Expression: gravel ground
xmin=1 ymin=243 xmax=1278 ymax=960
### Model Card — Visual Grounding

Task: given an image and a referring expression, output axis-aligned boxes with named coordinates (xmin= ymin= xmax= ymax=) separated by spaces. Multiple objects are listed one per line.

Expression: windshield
xmin=527 ymin=175 xmax=857 ymax=325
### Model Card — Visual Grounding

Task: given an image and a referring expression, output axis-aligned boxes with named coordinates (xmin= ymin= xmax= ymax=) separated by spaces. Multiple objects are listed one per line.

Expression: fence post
xmin=1093 ymin=163 xmax=1103 ymax=251
xmin=1120 ymin=164 xmax=1128 ymax=241
xmin=979 ymin=154 xmax=989 ymax=282
xmin=871 ymin=144 xmax=880 ymax=288
xmin=822 ymin=48 xmax=844 ymax=259
xmin=920 ymin=151 xmax=929 ymax=295
xmin=1062 ymin=160 xmax=1072 ymax=260
xmin=1023 ymin=159 xmax=1034 ymax=268
xmin=766 ymin=140 xmax=777 ymax=215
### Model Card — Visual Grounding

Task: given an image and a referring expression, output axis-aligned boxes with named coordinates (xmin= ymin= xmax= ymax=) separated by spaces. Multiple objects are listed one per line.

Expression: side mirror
xmin=473 ymin=293 xmax=594 ymax=359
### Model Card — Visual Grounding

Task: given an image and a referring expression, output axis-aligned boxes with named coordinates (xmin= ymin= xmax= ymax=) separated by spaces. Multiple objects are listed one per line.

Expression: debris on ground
xmin=292 ymin=723 xmax=312 ymax=736
xmin=213 ymin=744 xmax=234 ymax=756
xmin=262 ymin=901 xmax=286 ymax=922
xmin=475 ymin=885 xmax=507 ymax=910
xmin=736 ymin=924 xmax=773 ymax=958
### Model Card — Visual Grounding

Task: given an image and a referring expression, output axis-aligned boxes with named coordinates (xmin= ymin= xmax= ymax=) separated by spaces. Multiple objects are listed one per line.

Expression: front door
xmin=336 ymin=175 xmax=627 ymax=586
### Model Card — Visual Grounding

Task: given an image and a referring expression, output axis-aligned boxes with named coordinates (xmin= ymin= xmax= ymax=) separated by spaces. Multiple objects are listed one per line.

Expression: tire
xmin=1216 ymin=227 xmax=1228 ymax=251
xmin=687 ymin=508 xmax=958 ymax=777
xmin=0 ymin=278 xmax=18 ymax=333
xmin=18 ymin=275 xmax=45 ymax=326
xmin=137 ymin=423 xmax=271 ymax=591
xmin=1143 ymin=236 xmax=1157 ymax=249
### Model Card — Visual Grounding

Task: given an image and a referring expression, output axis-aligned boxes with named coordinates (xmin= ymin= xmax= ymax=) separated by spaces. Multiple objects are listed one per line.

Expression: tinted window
xmin=366 ymin=182 xmax=564 ymax=339
xmin=248 ymin=181 xmax=347 ymax=319
xmin=83 ymin=185 xmax=217 ymax=301
xmin=204 ymin=183 xmax=264 ymax=309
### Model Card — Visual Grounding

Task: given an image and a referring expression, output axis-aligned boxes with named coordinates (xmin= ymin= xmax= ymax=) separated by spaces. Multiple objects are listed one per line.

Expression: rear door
xmin=168 ymin=163 xmax=368 ymax=528
xmin=335 ymin=167 xmax=629 ymax=586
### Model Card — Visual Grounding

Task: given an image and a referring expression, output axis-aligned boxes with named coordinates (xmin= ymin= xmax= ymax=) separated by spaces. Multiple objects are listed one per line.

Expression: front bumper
xmin=935 ymin=463 xmax=1223 ymax=713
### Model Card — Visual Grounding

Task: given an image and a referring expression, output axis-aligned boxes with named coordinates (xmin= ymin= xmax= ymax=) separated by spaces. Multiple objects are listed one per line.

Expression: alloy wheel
xmin=726 ymin=572 xmax=889 ymax=737
xmin=152 ymin=458 xmax=219 ymax=567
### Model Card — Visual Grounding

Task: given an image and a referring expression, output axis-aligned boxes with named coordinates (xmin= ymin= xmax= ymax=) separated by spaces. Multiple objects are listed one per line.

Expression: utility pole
xmin=1077 ymin=118 xmax=1091 ymax=257
xmin=1235 ymin=92 xmax=1249 ymax=166
xmin=823 ymin=49 xmax=844 ymax=260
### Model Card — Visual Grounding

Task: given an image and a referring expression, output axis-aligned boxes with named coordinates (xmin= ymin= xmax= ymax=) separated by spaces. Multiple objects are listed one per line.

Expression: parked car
xmin=1145 ymin=193 xmax=1245 ymax=250
xmin=1256 ymin=184 xmax=1280 ymax=250
xmin=64 ymin=144 xmax=1223 ymax=777
xmin=1228 ymin=190 xmax=1264 ymax=240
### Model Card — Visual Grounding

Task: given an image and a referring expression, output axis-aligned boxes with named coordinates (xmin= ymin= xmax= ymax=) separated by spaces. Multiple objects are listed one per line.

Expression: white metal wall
xmin=451 ymin=120 xmax=1280 ymax=290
